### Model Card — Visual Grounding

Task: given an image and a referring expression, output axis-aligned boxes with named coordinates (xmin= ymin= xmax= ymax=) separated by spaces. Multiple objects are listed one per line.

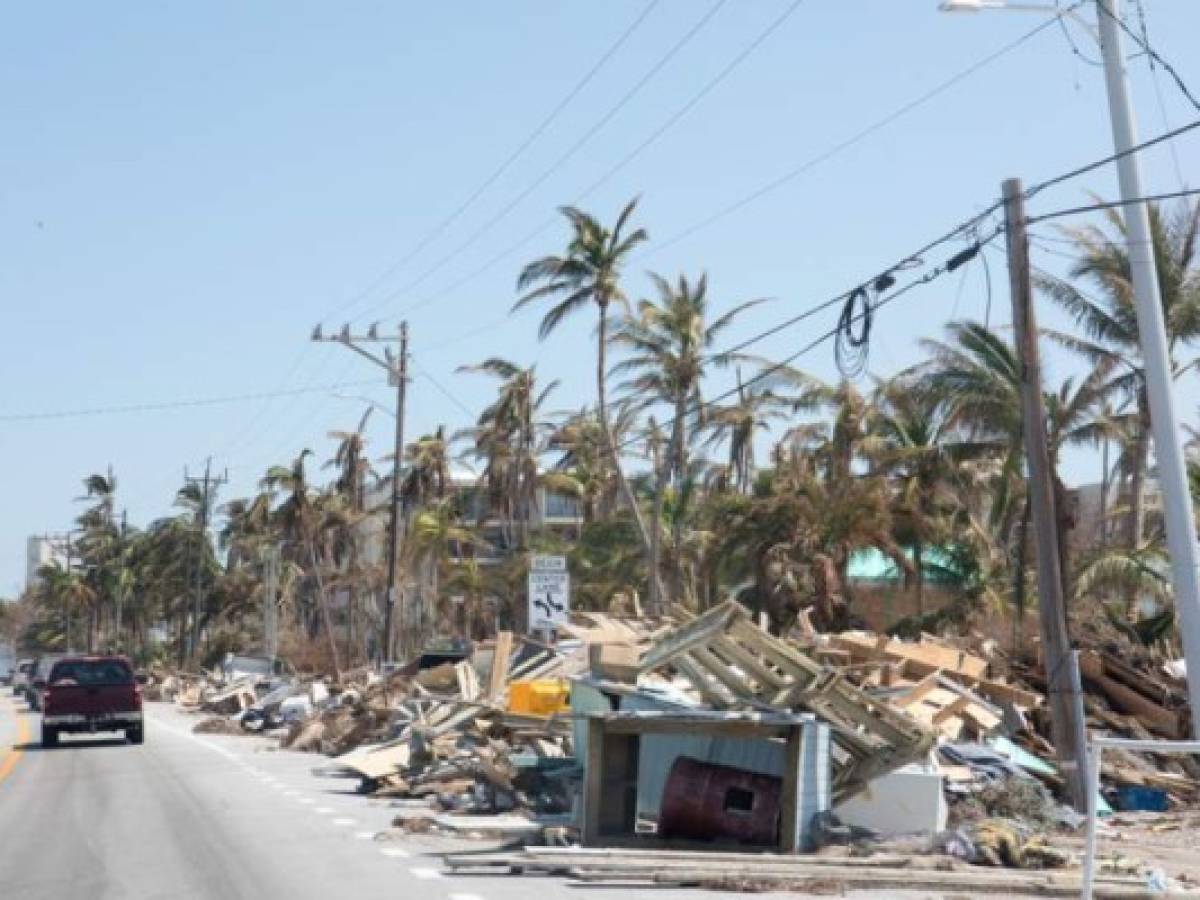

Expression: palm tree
xmin=74 ymin=471 xmax=121 ymax=651
xmin=1036 ymin=199 xmax=1200 ymax=549
xmin=514 ymin=198 xmax=656 ymax=570
xmin=324 ymin=408 xmax=377 ymax=664
xmin=405 ymin=498 xmax=479 ymax=650
xmin=544 ymin=408 xmax=627 ymax=524
xmin=458 ymin=358 xmax=558 ymax=551
xmin=869 ymin=378 xmax=973 ymax=616
xmin=611 ymin=272 xmax=766 ymax=609
xmin=702 ymin=369 xmax=794 ymax=494
xmin=917 ymin=322 xmax=1030 ymax=637
xmin=399 ymin=427 xmax=451 ymax=509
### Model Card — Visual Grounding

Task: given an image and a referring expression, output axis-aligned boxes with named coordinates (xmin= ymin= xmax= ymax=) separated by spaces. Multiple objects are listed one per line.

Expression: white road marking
xmin=298 ymin=798 xmax=316 ymax=804
xmin=379 ymin=847 xmax=410 ymax=859
xmin=315 ymin=807 xmax=334 ymax=814
xmin=354 ymin=831 xmax=376 ymax=840
xmin=282 ymin=790 xmax=300 ymax=797
xmin=408 ymin=866 xmax=442 ymax=880
xmin=332 ymin=817 xmax=356 ymax=826
xmin=450 ymin=894 xmax=486 ymax=900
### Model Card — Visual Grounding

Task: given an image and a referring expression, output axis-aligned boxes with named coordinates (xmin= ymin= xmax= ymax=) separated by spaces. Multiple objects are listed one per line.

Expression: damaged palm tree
xmin=638 ymin=600 xmax=936 ymax=801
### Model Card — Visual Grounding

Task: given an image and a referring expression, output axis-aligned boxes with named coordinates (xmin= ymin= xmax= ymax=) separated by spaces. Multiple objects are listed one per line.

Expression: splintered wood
xmin=638 ymin=601 xmax=937 ymax=802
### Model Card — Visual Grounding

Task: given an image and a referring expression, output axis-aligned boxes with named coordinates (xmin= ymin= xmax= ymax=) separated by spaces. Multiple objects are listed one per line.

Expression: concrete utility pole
xmin=1003 ymin=178 xmax=1088 ymax=811
xmin=1094 ymin=0 xmax=1200 ymax=736
xmin=184 ymin=458 xmax=228 ymax=664
xmin=312 ymin=321 xmax=408 ymax=663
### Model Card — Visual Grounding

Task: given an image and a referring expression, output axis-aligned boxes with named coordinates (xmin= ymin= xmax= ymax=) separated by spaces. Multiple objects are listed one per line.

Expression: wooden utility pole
xmin=312 ymin=320 xmax=408 ymax=663
xmin=184 ymin=457 xmax=228 ymax=664
xmin=1003 ymin=177 xmax=1088 ymax=811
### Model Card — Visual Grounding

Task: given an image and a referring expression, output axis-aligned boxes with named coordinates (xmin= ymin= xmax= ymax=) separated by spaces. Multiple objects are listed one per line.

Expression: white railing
xmin=1082 ymin=735 xmax=1200 ymax=899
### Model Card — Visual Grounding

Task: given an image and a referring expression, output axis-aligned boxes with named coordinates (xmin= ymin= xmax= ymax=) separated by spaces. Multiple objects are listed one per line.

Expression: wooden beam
xmin=487 ymin=630 xmax=513 ymax=700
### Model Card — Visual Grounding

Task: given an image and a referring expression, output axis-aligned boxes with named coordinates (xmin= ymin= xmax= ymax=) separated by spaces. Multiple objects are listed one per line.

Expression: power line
xmin=568 ymin=0 xmax=807 ymax=207
xmin=1096 ymin=0 xmax=1200 ymax=114
xmin=410 ymin=356 xmax=476 ymax=419
xmin=710 ymin=203 xmax=1005 ymax=363
xmin=205 ymin=5 xmax=663 ymax=468
xmin=320 ymin=1 xmax=661 ymax=325
xmin=1028 ymin=187 xmax=1200 ymax=224
xmin=353 ymin=0 xmax=730 ymax=324
xmin=1131 ymin=0 xmax=1187 ymax=191
xmin=1025 ymin=117 xmax=1200 ymax=199
xmin=0 ymin=378 xmax=382 ymax=423
xmin=391 ymin=0 xmax=805 ymax=324
xmin=374 ymin=7 xmax=1058 ymax=336
xmin=643 ymin=11 xmax=1066 ymax=259
xmin=614 ymin=224 xmax=1005 ymax=455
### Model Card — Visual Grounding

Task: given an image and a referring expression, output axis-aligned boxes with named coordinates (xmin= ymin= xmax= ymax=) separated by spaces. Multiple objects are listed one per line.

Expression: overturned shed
xmin=638 ymin=601 xmax=936 ymax=801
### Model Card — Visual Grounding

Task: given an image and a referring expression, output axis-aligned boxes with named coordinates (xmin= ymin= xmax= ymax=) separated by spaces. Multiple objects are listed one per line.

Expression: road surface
xmin=0 ymin=694 xmax=974 ymax=900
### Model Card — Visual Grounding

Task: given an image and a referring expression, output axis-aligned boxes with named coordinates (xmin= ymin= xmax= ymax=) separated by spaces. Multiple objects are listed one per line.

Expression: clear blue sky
xmin=3 ymin=1 xmax=1198 ymax=594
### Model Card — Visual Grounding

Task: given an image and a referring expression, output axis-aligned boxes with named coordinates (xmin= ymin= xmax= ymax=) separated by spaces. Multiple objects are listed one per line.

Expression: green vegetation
xmin=13 ymin=197 xmax=1200 ymax=665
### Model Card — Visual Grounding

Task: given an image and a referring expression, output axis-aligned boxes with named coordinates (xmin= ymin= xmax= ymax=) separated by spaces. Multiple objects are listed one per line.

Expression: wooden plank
xmin=832 ymin=633 xmax=989 ymax=680
xmin=487 ymin=631 xmax=513 ymax=699
xmin=891 ymin=672 xmax=941 ymax=708
xmin=639 ymin=601 xmax=744 ymax=671
xmin=672 ymin=654 xmax=733 ymax=708
xmin=455 ymin=660 xmax=481 ymax=702
xmin=711 ymin=635 xmax=789 ymax=691
xmin=690 ymin=645 xmax=756 ymax=701
xmin=931 ymin=694 xmax=971 ymax=726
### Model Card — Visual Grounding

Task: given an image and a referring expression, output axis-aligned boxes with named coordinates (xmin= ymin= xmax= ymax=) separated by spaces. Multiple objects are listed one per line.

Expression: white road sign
xmin=528 ymin=555 xmax=570 ymax=631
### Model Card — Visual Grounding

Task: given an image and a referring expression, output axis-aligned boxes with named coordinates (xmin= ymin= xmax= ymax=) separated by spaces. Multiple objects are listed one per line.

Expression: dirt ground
xmin=1055 ymin=810 xmax=1200 ymax=888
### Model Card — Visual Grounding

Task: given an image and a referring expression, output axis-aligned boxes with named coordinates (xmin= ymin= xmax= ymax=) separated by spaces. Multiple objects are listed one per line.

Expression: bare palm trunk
xmin=648 ymin=421 xmax=666 ymax=614
xmin=913 ymin=542 xmax=925 ymax=619
xmin=1100 ymin=436 xmax=1110 ymax=550
xmin=669 ymin=393 xmax=688 ymax=604
xmin=595 ymin=300 xmax=667 ymax=610
xmin=308 ymin=541 xmax=342 ymax=683
xmin=1127 ymin=394 xmax=1151 ymax=552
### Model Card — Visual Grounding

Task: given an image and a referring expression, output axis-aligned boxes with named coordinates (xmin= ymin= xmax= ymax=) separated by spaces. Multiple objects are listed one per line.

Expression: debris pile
xmin=155 ymin=597 xmax=1199 ymax=892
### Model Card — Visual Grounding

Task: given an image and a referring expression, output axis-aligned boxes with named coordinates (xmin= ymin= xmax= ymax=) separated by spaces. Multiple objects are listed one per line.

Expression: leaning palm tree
xmin=514 ymin=198 xmax=656 ymax=566
xmin=1036 ymin=198 xmax=1200 ymax=549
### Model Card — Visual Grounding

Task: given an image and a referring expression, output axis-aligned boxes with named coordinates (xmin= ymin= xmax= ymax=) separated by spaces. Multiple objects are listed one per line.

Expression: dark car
xmin=25 ymin=654 xmax=68 ymax=711
xmin=41 ymin=656 xmax=144 ymax=747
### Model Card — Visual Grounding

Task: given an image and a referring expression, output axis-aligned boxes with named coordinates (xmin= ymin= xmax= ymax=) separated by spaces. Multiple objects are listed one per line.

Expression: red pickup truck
xmin=41 ymin=656 xmax=144 ymax=748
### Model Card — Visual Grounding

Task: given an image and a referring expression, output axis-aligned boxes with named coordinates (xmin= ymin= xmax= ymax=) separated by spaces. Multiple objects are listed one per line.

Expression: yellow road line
xmin=0 ymin=697 xmax=31 ymax=785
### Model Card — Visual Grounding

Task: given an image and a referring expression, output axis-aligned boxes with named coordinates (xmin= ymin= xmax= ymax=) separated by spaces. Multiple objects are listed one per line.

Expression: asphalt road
xmin=0 ymin=695 xmax=964 ymax=900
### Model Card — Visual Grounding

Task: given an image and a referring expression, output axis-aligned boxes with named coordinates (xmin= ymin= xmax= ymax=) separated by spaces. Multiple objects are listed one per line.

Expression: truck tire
xmin=42 ymin=727 xmax=58 ymax=749
xmin=127 ymin=727 xmax=144 ymax=745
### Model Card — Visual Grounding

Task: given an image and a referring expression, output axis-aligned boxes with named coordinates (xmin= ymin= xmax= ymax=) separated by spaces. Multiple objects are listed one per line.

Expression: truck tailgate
xmin=45 ymin=684 xmax=140 ymax=715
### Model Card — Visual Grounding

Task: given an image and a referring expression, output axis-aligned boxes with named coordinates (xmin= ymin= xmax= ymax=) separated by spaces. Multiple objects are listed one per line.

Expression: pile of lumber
xmin=823 ymin=630 xmax=1038 ymax=742
xmin=443 ymin=846 xmax=1188 ymax=897
xmin=636 ymin=602 xmax=938 ymax=801
xmin=311 ymin=641 xmax=576 ymax=816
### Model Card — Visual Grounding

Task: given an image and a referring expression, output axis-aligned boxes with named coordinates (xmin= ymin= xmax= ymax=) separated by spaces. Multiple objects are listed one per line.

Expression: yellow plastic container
xmin=507 ymin=679 xmax=570 ymax=716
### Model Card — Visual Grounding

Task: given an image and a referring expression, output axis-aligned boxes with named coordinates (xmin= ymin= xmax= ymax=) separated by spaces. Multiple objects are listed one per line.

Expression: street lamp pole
xmin=1093 ymin=0 xmax=1200 ymax=733
xmin=941 ymin=0 xmax=1200 ymax=733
